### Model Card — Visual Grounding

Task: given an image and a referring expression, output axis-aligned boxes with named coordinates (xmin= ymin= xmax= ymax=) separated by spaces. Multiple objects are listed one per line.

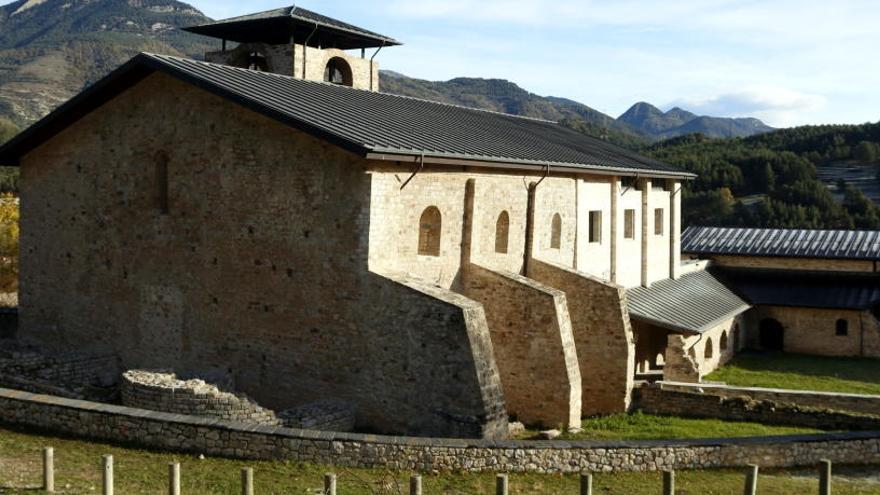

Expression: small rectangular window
xmin=654 ymin=208 xmax=664 ymax=236
xmin=588 ymin=211 xmax=602 ymax=244
xmin=836 ymin=319 xmax=849 ymax=336
xmin=624 ymin=209 xmax=635 ymax=239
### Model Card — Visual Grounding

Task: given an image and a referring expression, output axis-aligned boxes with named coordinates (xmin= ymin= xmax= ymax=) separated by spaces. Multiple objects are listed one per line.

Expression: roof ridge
xmin=141 ymin=53 xmax=559 ymax=125
xmin=686 ymin=225 xmax=880 ymax=235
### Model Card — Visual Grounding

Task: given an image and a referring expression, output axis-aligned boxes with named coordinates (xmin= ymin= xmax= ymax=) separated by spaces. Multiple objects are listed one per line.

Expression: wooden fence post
xmin=324 ymin=473 xmax=337 ymax=495
xmin=580 ymin=473 xmax=593 ymax=495
xmin=496 ymin=473 xmax=508 ymax=495
xmin=168 ymin=463 xmax=180 ymax=495
xmin=241 ymin=468 xmax=253 ymax=495
xmin=819 ymin=459 xmax=832 ymax=495
xmin=409 ymin=474 xmax=422 ymax=495
xmin=42 ymin=447 xmax=54 ymax=493
xmin=663 ymin=471 xmax=675 ymax=495
xmin=744 ymin=464 xmax=759 ymax=495
xmin=102 ymin=455 xmax=114 ymax=495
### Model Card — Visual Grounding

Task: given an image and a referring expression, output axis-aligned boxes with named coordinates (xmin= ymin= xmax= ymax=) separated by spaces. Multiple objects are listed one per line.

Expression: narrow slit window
xmin=654 ymin=208 xmax=664 ymax=236
xmin=588 ymin=211 xmax=602 ymax=244
xmin=624 ymin=209 xmax=635 ymax=239
xmin=418 ymin=207 xmax=442 ymax=257
xmin=550 ymin=213 xmax=562 ymax=249
xmin=156 ymin=154 xmax=169 ymax=215
xmin=495 ymin=211 xmax=510 ymax=254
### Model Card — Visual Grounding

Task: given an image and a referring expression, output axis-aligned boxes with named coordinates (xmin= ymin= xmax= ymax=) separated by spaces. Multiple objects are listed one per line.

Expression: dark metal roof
xmin=0 ymin=53 xmax=693 ymax=179
xmin=627 ymin=270 xmax=751 ymax=334
xmin=715 ymin=268 xmax=880 ymax=311
xmin=682 ymin=226 xmax=880 ymax=261
xmin=182 ymin=6 xmax=401 ymax=49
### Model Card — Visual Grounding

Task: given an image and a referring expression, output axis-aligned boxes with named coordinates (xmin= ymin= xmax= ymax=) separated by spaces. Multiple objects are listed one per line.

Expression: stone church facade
xmin=2 ymin=6 xmax=874 ymax=439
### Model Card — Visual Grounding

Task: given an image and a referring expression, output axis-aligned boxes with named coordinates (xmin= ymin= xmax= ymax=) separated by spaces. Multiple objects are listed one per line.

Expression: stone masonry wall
xmin=462 ymin=263 xmax=581 ymax=429
xmin=708 ymin=255 xmax=876 ymax=273
xmin=744 ymin=306 xmax=880 ymax=358
xmin=527 ymin=259 xmax=635 ymax=415
xmin=206 ymin=43 xmax=379 ymax=91
xmin=659 ymin=381 xmax=880 ymax=417
xmin=1 ymin=388 xmax=879 ymax=473
xmin=121 ymin=370 xmax=281 ymax=426
xmin=19 ymin=72 xmax=505 ymax=439
xmin=637 ymin=384 xmax=880 ymax=432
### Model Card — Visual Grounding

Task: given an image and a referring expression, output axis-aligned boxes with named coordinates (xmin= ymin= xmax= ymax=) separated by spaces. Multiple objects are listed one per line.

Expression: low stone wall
xmin=660 ymin=381 xmax=880 ymax=417
xmin=279 ymin=401 xmax=356 ymax=432
xmin=0 ymin=344 xmax=118 ymax=400
xmin=121 ymin=371 xmax=280 ymax=426
xmin=1 ymin=387 xmax=879 ymax=473
xmin=637 ymin=384 xmax=880 ymax=431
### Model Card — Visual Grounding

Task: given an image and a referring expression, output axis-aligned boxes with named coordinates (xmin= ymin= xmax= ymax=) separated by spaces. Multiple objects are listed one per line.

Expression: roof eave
xmin=365 ymin=150 xmax=696 ymax=180
xmin=630 ymin=304 xmax=751 ymax=335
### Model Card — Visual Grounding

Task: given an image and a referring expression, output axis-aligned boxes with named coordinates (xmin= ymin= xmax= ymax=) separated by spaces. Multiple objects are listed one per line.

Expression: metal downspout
xmin=302 ymin=23 xmax=318 ymax=79
xmin=400 ymin=154 xmax=424 ymax=190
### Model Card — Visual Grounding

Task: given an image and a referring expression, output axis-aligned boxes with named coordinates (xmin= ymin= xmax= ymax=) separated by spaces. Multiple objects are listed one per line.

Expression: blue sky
xmin=6 ymin=0 xmax=880 ymax=128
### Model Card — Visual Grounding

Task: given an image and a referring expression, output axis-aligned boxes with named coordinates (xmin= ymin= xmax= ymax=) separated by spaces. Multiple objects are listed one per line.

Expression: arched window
xmin=418 ymin=207 xmax=441 ymax=257
xmin=704 ymin=338 xmax=714 ymax=359
xmin=324 ymin=57 xmax=353 ymax=86
xmin=550 ymin=213 xmax=562 ymax=249
xmin=836 ymin=319 xmax=849 ymax=336
xmin=248 ymin=51 xmax=268 ymax=72
xmin=495 ymin=211 xmax=510 ymax=254
xmin=720 ymin=331 xmax=729 ymax=351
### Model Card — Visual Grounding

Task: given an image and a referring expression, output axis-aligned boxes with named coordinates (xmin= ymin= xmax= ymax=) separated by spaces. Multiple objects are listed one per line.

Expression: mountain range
xmin=0 ymin=0 xmax=774 ymax=144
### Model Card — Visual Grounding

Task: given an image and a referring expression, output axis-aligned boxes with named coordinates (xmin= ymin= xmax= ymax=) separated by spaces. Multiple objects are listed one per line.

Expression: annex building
xmin=0 ymin=6 xmax=877 ymax=439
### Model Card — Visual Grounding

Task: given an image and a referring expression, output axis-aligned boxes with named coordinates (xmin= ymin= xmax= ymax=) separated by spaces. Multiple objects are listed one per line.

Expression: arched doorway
xmin=759 ymin=318 xmax=784 ymax=351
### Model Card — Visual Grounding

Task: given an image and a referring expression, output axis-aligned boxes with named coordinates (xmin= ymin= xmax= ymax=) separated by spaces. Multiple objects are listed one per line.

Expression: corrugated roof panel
xmin=627 ymin=270 xmax=751 ymax=334
xmin=0 ymin=54 xmax=694 ymax=179
xmin=681 ymin=226 xmax=880 ymax=261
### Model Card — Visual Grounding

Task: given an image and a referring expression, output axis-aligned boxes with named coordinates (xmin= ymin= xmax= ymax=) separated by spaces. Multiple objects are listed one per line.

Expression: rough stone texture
xmin=527 ymin=259 xmax=635 ymax=415
xmin=121 ymin=370 xmax=281 ymax=426
xmin=663 ymin=335 xmax=700 ymax=383
xmin=0 ymin=343 xmax=118 ymax=400
xmin=744 ymin=306 xmax=880 ymax=358
xmin=636 ymin=384 xmax=880 ymax=431
xmin=19 ymin=72 xmax=506 ymax=439
xmin=279 ymin=400 xmax=356 ymax=432
xmin=656 ymin=320 xmax=740 ymax=382
xmin=1 ymin=387 xmax=880 ymax=473
xmin=205 ymin=42 xmax=380 ymax=91
xmin=462 ymin=263 xmax=581 ymax=429
xmin=659 ymin=381 xmax=880 ymax=417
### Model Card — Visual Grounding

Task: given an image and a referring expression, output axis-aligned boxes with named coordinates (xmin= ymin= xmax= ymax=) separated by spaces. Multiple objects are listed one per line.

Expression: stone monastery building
xmin=0 ymin=6 xmax=878 ymax=439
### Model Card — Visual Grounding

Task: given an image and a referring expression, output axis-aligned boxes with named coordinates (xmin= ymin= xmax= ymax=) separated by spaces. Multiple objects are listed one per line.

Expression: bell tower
xmin=183 ymin=6 xmax=401 ymax=92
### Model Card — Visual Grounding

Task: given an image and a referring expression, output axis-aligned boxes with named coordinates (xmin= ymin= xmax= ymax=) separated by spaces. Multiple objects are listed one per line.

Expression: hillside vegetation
xmin=0 ymin=0 xmax=213 ymax=125
xmin=648 ymin=123 xmax=880 ymax=229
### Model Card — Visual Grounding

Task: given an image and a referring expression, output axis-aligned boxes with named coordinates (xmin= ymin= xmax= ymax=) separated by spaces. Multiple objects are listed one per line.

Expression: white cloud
xmin=669 ymin=86 xmax=827 ymax=127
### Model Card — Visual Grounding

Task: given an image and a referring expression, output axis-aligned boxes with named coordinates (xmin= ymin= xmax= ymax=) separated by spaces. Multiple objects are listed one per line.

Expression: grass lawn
xmin=538 ymin=412 xmax=825 ymax=441
xmin=705 ymin=351 xmax=880 ymax=395
xmin=1 ymin=425 xmax=878 ymax=494
xmin=0 ymin=428 xmax=880 ymax=495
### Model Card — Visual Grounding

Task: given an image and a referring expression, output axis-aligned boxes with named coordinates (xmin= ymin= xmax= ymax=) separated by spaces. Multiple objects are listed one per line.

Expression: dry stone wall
xmin=1 ymin=387 xmax=879 ymax=473
xmin=637 ymin=384 xmax=880 ymax=431
xmin=121 ymin=370 xmax=281 ymax=426
xmin=660 ymin=381 xmax=880 ymax=417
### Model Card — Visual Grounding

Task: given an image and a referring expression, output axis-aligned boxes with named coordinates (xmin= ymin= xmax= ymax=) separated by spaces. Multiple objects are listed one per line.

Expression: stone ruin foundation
xmin=0 ymin=340 xmax=119 ymax=401
xmin=121 ymin=370 xmax=356 ymax=432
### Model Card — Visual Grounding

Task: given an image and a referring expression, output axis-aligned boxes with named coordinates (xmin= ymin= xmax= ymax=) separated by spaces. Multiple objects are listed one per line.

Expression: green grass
xmin=705 ymin=352 xmax=880 ymax=395
xmin=1 ymin=425 xmax=878 ymax=494
xmin=555 ymin=412 xmax=824 ymax=441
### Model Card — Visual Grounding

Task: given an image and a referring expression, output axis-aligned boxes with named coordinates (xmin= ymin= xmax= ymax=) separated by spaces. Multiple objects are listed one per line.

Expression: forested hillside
xmin=648 ymin=123 xmax=880 ymax=229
